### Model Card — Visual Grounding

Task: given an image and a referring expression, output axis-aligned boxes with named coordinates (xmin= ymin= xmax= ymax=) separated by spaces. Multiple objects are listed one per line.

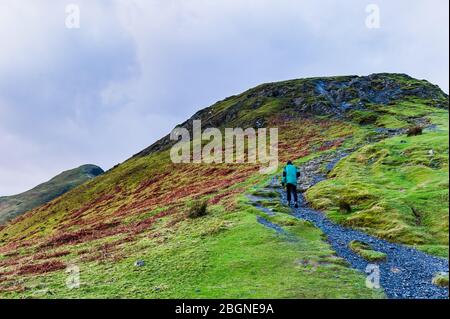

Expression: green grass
xmin=374 ymin=99 xmax=436 ymax=118
xmin=306 ymin=108 xmax=449 ymax=257
xmin=235 ymin=99 xmax=284 ymax=126
xmin=0 ymin=203 xmax=383 ymax=299
xmin=349 ymin=110 xmax=379 ymax=125
xmin=375 ymin=114 xmax=408 ymax=129
xmin=348 ymin=96 xmax=448 ymax=130
xmin=250 ymin=190 xmax=279 ymax=198
xmin=348 ymin=240 xmax=387 ymax=262
xmin=432 ymin=273 xmax=449 ymax=288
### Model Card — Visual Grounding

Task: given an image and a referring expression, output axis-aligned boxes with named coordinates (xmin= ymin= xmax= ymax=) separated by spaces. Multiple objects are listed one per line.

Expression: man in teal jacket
xmin=281 ymin=160 xmax=300 ymax=208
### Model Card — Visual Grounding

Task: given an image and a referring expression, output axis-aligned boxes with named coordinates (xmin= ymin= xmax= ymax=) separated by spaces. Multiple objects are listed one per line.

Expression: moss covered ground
xmin=306 ymin=100 xmax=449 ymax=257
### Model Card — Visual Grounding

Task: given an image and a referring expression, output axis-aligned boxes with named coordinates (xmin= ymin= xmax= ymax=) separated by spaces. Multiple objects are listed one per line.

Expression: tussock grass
xmin=306 ymin=104 xmax=449 ymax=257
xmin=187 ymin=200 xmax=208 ymax=219
xmin=432 ymin=273 xmax=449 ymax=288
xmin=348 ymin=240 xmax=387 ymax=262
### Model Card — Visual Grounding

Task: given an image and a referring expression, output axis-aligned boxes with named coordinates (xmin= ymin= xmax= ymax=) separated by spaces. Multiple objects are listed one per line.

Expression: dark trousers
xmin=286 ymin=183 xmax=298 ymax=203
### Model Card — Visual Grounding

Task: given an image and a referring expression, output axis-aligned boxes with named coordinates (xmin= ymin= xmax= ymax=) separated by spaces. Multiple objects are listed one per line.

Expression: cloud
xmin=0 ymin=0 xmax=140 ymax=194
xmin=0 ymin=0 xmax=448 ymax=195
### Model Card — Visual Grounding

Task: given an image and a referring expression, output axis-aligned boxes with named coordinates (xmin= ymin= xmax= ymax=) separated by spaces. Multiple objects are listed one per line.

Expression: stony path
xmin=249 ymin=151 xmax=449 ymax=299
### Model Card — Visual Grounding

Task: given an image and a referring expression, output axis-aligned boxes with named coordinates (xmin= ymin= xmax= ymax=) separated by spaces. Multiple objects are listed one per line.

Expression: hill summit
xmin=135 ymin=73 xmax=447 ymax=157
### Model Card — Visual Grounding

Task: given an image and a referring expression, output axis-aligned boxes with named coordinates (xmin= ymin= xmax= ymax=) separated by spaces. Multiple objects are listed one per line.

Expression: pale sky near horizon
xmin=0 ymin=0 xmax=448 ymax=195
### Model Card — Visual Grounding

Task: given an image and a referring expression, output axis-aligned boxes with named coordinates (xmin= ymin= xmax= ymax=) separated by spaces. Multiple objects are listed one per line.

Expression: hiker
xmin=281 ymin=160 xmax=300 ymax=208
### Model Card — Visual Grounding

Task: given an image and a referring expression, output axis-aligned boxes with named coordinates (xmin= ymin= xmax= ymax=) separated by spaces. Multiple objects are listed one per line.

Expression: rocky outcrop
xmin=134 ymin=73 xmax=448 ymax=158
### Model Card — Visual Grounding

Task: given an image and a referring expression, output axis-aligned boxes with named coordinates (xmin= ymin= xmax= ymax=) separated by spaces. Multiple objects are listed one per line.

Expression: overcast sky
xmin=0 ymin=0 xmax=448 ymax=195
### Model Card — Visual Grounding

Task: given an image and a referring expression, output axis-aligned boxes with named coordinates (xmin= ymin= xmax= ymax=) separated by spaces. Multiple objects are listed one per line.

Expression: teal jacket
xmin=282 ymin=164 xmax=300 ymax=185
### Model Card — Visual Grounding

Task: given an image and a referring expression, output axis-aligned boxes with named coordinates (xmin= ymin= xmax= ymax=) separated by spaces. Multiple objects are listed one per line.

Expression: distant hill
xmin=0 ymin=164 xmax=104 ymax=224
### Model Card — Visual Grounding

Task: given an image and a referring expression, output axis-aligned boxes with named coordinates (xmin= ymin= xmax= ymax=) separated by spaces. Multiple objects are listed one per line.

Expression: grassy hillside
xmin=0 ymin=73 xmax=447 ymax=298
xmin=0 ymin=165 xmax=104 ymax=225
xmin=306 ymin=101 xmax=449 ymax=257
